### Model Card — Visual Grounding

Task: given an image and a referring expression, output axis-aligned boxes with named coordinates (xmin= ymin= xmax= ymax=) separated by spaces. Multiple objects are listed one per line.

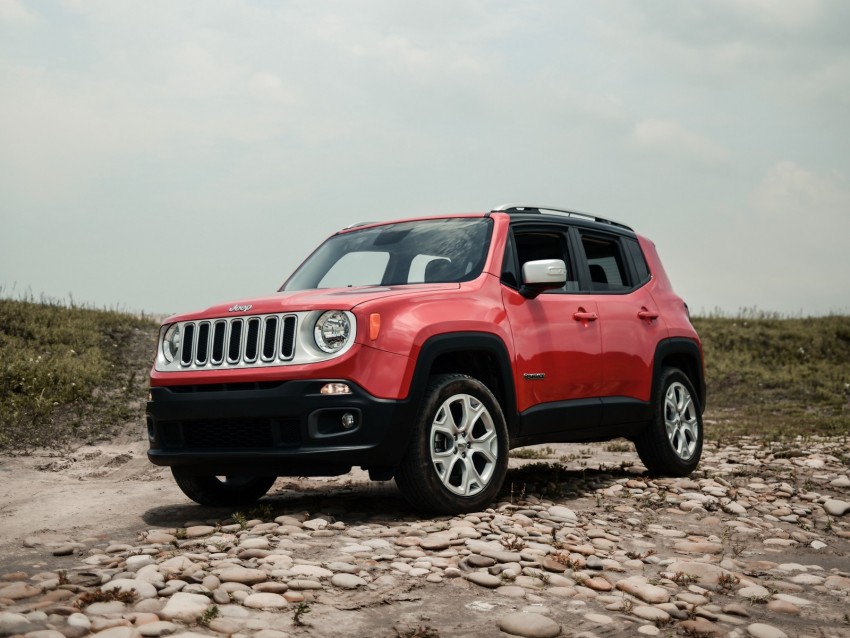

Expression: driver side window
xmin=510 ymin=229 xmax=578 ymax=293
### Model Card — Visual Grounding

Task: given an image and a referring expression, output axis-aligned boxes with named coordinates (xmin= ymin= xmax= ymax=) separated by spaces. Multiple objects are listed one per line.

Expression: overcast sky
xmin=2 ymin=0 xmax=849 ymax=317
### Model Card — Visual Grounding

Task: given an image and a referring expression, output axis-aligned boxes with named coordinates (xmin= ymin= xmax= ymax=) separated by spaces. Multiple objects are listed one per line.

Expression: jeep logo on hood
xmin=228 ymin=304 xmax=253 ymax=312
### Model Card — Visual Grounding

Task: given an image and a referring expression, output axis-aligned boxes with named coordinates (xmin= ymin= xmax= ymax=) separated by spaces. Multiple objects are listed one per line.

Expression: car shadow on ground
xmin=141 ymin=462 xmax=638 ymax=529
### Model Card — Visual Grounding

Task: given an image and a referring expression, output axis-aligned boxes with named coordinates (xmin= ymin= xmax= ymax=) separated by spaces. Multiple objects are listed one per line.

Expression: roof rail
xmin=344 ymin=221 xmax=377 ymax=229
xmin=491 ymin=204 xmax=632 ymax=231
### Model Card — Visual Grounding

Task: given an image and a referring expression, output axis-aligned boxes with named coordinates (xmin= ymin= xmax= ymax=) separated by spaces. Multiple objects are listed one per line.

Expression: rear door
xmin=572 ymin=229 xmax=667 ymax=422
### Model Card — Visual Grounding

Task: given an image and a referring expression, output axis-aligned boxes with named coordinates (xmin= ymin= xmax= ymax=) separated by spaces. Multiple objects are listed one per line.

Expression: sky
xmin=1 ymin=0 xmax=849 ymax=317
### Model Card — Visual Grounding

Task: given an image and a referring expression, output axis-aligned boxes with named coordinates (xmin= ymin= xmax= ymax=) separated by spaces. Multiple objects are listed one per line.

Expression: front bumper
xmin=146 ymin=379 xmax=409 ymax=476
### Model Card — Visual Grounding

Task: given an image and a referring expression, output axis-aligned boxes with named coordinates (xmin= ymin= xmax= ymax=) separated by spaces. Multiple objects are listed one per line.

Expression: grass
xmin=692 ymin=313 xmax=850 ymax=441
xmin=0 ymin=296 xmax=158 ymax=451
xmin=0 ymin=296 xmax=847 ymax=452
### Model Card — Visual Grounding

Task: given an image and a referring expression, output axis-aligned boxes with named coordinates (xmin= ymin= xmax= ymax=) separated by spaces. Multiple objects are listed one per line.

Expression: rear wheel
xmin=171 ymin=469 xmax=276 ymax=507
xmin=634 ymin=367 xmax=703 ymax=476
xmin=395 ymin=374 xmax=508 ymax=514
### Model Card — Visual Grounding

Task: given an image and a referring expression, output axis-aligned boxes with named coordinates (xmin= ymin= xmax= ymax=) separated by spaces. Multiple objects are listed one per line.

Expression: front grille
xmin=178 ymin=313 xmax=298 ymax=369
xmin=160 ymin=418 xmax=301 ymax=449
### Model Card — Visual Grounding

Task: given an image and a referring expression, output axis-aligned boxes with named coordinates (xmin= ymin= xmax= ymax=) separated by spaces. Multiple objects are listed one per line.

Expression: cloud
xmin=723 ymin=0 xmax=823 ymax=30
xmin=632 ymin=119 xmax=730 ymax=165
xmin=0 ymin=0 xmax=36 ymax=24
xmin=750 ymin=160 xmax=850 ymax=221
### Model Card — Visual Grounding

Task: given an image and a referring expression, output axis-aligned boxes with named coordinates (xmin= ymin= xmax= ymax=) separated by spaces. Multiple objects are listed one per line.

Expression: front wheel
xmin=395 ymin=374 xmax=509 ymax=514
xmin=634 ymin=367 xmax=703 ymax=476
xmin=171 ymin=469 xmax=276 ymax=507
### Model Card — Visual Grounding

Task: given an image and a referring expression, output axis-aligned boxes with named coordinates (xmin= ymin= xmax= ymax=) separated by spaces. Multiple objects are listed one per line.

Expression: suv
xmin=147 ymin=205 xmax=705 ymax=513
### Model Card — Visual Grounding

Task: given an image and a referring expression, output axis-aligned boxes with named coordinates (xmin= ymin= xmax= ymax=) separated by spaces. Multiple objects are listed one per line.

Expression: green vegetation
xmin=0 ymin=297 xmax=157 ymax=450
xmin=0 ymin=296 xmax=847 ymax=453
xmin=693 ymin=313 xmax=850 ymax=441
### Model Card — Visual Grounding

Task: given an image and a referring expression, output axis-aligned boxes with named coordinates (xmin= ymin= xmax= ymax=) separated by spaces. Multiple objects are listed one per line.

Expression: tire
xmin=634 ymin=367 xmax=703 ymax=477
xmin=395 ymin=374 xmax=509 ymax=514
xmin=171 ymin=468 xmax=276 ymax=507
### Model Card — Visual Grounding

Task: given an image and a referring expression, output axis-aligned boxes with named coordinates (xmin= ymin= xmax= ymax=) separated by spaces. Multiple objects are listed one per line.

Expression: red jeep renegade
xmin=147 ymin=205 xmax=705 ymax=513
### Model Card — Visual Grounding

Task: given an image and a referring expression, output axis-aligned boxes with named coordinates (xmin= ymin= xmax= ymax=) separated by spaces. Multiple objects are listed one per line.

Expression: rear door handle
xmin=637 ymin=308 xmax=659 ymax=321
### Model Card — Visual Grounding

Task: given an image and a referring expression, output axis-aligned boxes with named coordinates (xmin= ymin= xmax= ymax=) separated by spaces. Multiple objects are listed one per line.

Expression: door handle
xmin=637 ymin=308 xmax=659 ymax=321
xmin=573 ymin=309 xmax=598 ymax=322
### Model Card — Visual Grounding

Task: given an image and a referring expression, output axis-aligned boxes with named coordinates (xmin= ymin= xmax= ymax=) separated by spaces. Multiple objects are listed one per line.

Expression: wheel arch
xmin=407 ymin=332 xmax=519 ymax=436
xmin=652 ymin=338 xmax=706 ymax=413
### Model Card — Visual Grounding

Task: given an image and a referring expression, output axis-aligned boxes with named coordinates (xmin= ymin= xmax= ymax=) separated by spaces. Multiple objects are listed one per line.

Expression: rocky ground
xmin=1 ymin=436 xmax=849 ymax=638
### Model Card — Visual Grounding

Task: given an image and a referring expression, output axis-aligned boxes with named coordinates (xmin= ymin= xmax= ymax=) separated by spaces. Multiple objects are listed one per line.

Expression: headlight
xmin=314 ymin=311 xmax=351 ymax=353
xmin=162 ymin=324 xmax=181 ymax=363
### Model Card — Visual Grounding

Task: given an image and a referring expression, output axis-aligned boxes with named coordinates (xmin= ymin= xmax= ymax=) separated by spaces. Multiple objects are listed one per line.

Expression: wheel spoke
xmin=663 ymin=381 xmax=699 ymax=461
xmin=428 ymin=391 xmax=500 ymax=498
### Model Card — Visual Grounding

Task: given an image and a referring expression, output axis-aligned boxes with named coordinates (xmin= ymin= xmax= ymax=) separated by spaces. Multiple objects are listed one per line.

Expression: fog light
xmin=341 ymin=412 xmax=356 ymax=429
xmin=320 ymin=383 xmax=352 ymax=395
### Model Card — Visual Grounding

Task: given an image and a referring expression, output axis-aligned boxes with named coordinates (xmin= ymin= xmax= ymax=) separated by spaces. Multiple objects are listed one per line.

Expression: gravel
xmin=1 ymin=437 xmax=848 ymax=637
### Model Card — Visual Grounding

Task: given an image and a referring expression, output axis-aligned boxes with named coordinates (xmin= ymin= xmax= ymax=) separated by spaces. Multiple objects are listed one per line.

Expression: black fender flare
xmin=400 ymin=332 xmax=519 ymax=438
xmin=652 ymin=338 xmax=706 ymax=414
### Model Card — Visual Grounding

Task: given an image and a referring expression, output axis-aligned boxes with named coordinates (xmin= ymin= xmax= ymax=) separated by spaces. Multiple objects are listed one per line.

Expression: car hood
xmin=162 ymin=284 xmax=460 ymax=323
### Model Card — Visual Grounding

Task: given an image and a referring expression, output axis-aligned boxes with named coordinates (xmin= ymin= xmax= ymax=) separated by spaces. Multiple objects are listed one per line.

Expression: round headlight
xmin=162 ymin=324 xmax=181 ymax=363
xmin=314 ymin=311 xmax=351 ymax=353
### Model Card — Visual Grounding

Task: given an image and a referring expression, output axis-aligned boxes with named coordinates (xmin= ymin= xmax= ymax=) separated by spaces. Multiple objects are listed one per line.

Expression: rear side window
xmin=579 ymin=233 xmax=632 ymax=292
xmin=625 ymin=238 xmax=651 ymax=284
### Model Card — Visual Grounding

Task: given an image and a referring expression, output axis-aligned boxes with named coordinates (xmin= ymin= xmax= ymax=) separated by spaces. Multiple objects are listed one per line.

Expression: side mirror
xmin=520 ymin=259 xmax=567 ymax=299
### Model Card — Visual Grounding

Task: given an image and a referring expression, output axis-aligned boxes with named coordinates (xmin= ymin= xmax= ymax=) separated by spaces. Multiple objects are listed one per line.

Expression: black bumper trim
xmin=146 ymin=379 xmax=409 ymax=475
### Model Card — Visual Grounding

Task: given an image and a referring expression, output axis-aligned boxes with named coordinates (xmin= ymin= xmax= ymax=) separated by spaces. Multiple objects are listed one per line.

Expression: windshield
xmin=282 ymin=218 xmax=493 ymax=291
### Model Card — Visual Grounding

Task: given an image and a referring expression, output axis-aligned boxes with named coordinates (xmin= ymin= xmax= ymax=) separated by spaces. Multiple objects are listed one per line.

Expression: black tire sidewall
xmin=398 ymin=374 xmax=509 ymax=513
xmin=650 ymin=368 xmax=703 ymax=475
xmin=171 ymin=469 xmax=276 ymax=507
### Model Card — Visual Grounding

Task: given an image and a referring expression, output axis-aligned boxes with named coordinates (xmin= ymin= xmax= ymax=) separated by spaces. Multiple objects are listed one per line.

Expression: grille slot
xmin=211 ymin=321 xmax=226 ymax=364
xmin=281 ymin=316 xmax=297 ymax=359
xmin=181 ymin=323 xmax=195 ymax=366
xmin=196 ymin=322 xmax=210 ymax=365
xmin=175 ymin=313 xmax=300 ymax=369
xmin=245 ymin=318 xmax=260 ymax=362
xmin=262 ymin=317 xmax=278 ymax=361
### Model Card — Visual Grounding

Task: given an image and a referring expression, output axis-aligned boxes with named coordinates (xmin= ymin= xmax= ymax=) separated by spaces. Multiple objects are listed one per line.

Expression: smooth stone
xmin=468 ymin=555 xmax=496 ymax=568
xmin=184 ymin=526 xmax=215 ymax=538
xmin=631 ymin=606 xmax=670 ymax=622
xmin=747 ymin=624 xmax=788 ymax=638
xmin=738 ymin=585 xmax=769 ymax=599
xmin=667 ymin=561 xmax=735 ymax=588
xmin=158 ymin=593 xmax=211 ymax=622
xmin=331 ymin=573 xmax=366 ymax=589
xmin=420 ymin=536 xmax=451 ymax=551
xmin=615 ymin=577 xmax=670 ymax=604
xmin=0 ymin=582 xmax=41 ymax=600
xmin=547 ymin=506 xmax=577 ymax=522
xmin=242 ymin=593 xmax=288 ymax=610
xmin=466 ymin=572 xmax=502 ymax=588
xmin=102 ymin=579 xmax=158 ymax=600
xmin=84 ymin=602 xmax=127 ymax=616
xmin=766 ymin=600 xmax=800 ymax=615
xmin=498 ymin=612 xmax=561 ymax=638
xmin=673 ymin=541 xmax=723 ymax=555
xmin=217 ymin=567 xmax=268 ymax=584
xmin=824 ymin=500 xmax=850 ymax=516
